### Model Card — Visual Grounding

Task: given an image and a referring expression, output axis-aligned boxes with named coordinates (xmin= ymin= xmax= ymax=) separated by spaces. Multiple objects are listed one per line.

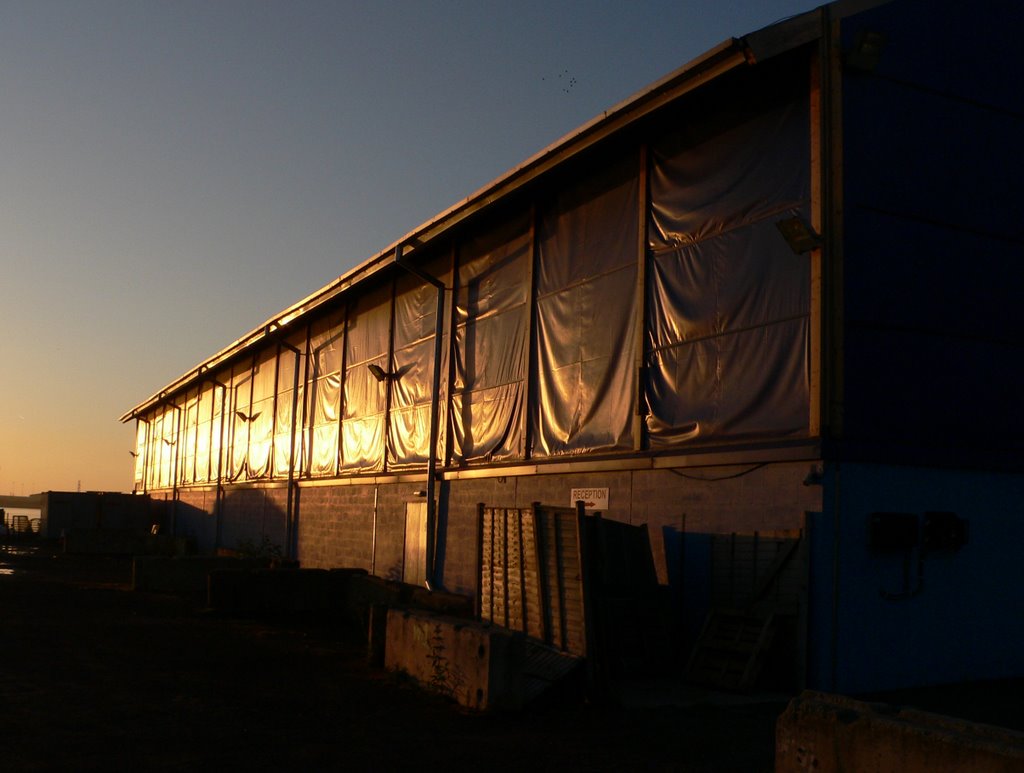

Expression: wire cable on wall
xmin=669 ymin=462 xmax=767 ymax=482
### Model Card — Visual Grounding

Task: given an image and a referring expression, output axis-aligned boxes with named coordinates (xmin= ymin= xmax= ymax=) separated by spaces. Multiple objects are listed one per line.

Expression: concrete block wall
xmin=159 ymin=461 xmax=819 ymax=600
xmin=296 ymin=485 xmax=376 ymax=572
xmin=373 ymin=484 xmax=413 ymax=581
xmin=219 ymin=486 xmax=288 ymax=554
xmin=287 ymin=460 xmax=819 ymax=600
xmin=435 ymin=476 xmax=518 ymax=596
xmin=384 ymin=608 xmax=526 ymax=711
xmin=164 ymin=486 xmax=291 ymax=555
xmin=776 ymin=691 xmax=1024 ymax=772
xmin=432 ymin=463 xmax=820 ymax=596
xmin=175 ymin=488 xmax=218 ymax=552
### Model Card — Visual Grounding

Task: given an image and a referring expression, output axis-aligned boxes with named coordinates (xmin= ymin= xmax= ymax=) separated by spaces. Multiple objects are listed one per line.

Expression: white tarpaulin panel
xmin=646 ymin=74 xmax=810 ymax=446
xmin=342 ymin=283 xmax=391 ymax=472
xmin=452 ymin=212 xmax=530 ymax=464
xmin=228 ymin=363 xmax=252 ymax=481
xmin=306 ymin=312 xmax=344 ymax=476
xmin=247 ymin=349 xmax=277 ymax=479
xmin=533 ymin=152 xmax=639 ymax=457
xmin=273 ymin=334 xmax=304 ymax=479
xmin=389 ymin=256 xmax=451 ymax=470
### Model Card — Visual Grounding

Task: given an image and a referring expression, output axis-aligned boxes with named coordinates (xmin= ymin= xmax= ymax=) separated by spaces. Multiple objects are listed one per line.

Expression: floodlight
xmin=776 ymin=217 xmax=821 ymax=254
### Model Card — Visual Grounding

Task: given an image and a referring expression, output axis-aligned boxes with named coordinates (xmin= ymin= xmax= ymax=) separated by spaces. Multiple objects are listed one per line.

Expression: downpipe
xmin=394 ymin=245 xmax=445 ymax=590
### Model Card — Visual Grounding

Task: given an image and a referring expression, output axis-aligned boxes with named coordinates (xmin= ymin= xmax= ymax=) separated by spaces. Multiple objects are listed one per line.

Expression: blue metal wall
xmin=839 ymin=0 xmax=1024 ymax=462
xmin=808 ymin=461 xmax=1024 ymax=693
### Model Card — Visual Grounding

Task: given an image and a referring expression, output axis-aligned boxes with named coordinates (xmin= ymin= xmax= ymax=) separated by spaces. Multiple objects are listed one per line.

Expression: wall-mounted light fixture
xmin=802 ymin=464 xmax=824 ymax=486
xmin=367 ymin=363 xmax=396 ymax=383
xmin=234 ymin=410 xmax=261 ymax=422
xmin=776 ymin=216 xmax=821 ymax=254
xmin=845 ymin=30 xmax=886 ymax=73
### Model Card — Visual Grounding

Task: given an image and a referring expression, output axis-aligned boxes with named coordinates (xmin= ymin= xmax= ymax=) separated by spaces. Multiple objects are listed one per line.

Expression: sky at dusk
xmin=0 ymin=0 xmax=815 ymax=495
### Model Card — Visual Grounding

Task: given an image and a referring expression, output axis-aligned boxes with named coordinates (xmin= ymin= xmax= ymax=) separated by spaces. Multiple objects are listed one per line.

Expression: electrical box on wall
xmin=868 ymin=512 xmax=919 ymax=551
xmin=922 ymin=511 xmax=968 ymax=551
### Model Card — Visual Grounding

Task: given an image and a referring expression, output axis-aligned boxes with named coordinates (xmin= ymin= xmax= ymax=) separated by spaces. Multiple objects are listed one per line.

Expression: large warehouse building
xmin=122 ymin=0 xmax=1023 ymax=694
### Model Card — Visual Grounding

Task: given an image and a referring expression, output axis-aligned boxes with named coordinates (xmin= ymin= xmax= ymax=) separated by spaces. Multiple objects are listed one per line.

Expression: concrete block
xmin=384 ymin=608 xmax=526 ymax=711
xmin=345 ymin=575 xmax=475 ymax=649
xmin=407 ymin=585 xmax=475 ymax=618
xmin=366 ymin=603 xmax=389 ymax=666
xmin=132 ymin=556 xmax=269 ymax=594
xmin=776 ymin=691 xmax=1024 ymax=773
xmin=63 ymin=529 xmax=191 ymax=557
xmin=208 ymin=567 xmax=367 ymax=617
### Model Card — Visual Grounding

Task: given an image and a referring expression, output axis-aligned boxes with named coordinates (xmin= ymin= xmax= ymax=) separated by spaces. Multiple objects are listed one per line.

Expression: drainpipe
xmin=394 ymin=244 xmax=445 ymax=590
xmin=280 ymin=339 xmax=303 ymax=560
xmin=370 ymin=484 xmax=379 ymax=576
xmin=139 ymin=417 xmax=151 ymax=495
xmin=168 ymin=400 xmax=182 ymax=536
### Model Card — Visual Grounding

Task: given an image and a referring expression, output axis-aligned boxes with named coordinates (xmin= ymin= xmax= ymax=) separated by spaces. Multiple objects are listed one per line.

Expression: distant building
xmin=121 ymin=0 xmax=1024 ymax=694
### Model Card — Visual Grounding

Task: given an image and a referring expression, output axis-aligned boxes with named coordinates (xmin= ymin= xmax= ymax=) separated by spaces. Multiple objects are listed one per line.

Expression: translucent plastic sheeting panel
xmin=306 ymin=311 xmax=344 ymax=476
xmin=228 ymin=363 xmax=253 ymax=481
xmin=646 ymin=75 xmax=810 ymax=447
xmin=533 ymin=152 xmax=639 ymax=456
xmin=452 ymin=212 xmax=530 ymax=464
xmin=246 ymin=348 xmax=277 ymax=480
xmin=181 ymin=389 xmax=199 ymax=485
xmin=273 ymin=333 xmax=305 ymax=479
xmin=133 ymin=421 xmax=146 ymax=486
xmin=158 ymin=405 xmax=178 ymax=488
xmin=145 ymin=412 xmax=160 ymax=490
xmin=212 ymin=373 xmax=228 ymax=482
xmin=389 ymin=255 xmax=451 ymax=470
xmin=144 ymin=413 xmax=156 ymax=490
xmin=342 ymin=283 xmax=391 ymax=472
xmin=194 ymin=383 xmax=214 ymax=483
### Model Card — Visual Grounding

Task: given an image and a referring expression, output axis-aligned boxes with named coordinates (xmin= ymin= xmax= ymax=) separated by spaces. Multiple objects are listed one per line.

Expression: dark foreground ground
xmin=2 ymin=542 xmax=1022 ymax=771
xmin=0 ymin=542 xmax=784 ymax=772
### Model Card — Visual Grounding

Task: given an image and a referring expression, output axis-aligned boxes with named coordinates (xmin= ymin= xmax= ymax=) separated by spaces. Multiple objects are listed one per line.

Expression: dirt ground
xmin=0 ymin=542 xmax=785 ymax=772
xmin=4 ymin=542 xmax=1021 ymax=771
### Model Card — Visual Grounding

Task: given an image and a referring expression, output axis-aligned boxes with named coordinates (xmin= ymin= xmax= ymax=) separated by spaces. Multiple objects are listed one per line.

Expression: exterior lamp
xmin=846 ymin=30 xmax=886 ymax=73
xmin=776 ymin=217 xmax=821 ymax=254
xmin=367 ymin=363 xmax=392 ymax=383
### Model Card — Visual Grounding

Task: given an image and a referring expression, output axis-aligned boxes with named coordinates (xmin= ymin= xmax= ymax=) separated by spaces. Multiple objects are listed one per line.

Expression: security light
xmin=776 ymin=217 xmax=821 ymax=254
xmin=367 ymin=363 xmax=390 ymax=382
xmin=846 ymin=30 xmax=886 ymax=73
